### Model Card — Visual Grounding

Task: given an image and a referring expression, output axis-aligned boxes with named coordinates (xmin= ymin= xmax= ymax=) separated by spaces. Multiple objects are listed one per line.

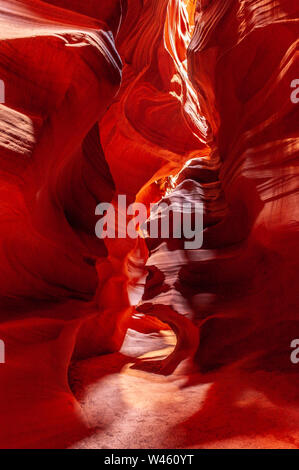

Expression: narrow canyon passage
xmin=0 ymin=0 xmax=297 ymax=449
xmin=70 ymin=330 xmax=299 ymax=449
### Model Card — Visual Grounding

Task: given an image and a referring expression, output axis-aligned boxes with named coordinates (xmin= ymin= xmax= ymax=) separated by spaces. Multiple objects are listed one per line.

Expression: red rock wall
xmin=0 ymin=0 xmax=297 ymax=448
xmin=185 ymin=0 xmax=299 ymax=371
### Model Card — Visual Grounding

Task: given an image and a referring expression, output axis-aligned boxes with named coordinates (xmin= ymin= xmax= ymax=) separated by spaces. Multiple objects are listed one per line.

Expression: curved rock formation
xmin=0 ymin=0 xmax=298 ymax=449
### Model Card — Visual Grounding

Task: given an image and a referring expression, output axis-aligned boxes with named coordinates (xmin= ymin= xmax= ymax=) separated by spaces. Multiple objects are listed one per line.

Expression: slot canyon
xmin=0 ymin=0 xmax=298 ymax=449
